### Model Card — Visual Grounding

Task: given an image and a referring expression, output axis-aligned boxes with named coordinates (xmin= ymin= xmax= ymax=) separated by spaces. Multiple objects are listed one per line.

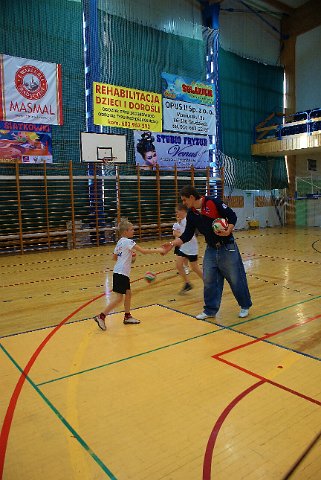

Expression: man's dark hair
xmin=180 ymin=185 xmax=201 ymax=199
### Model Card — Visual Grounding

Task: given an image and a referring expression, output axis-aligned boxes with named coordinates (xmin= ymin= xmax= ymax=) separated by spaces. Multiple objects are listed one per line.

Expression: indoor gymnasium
xmin=1 ymin=1 xmax=321 ymax=479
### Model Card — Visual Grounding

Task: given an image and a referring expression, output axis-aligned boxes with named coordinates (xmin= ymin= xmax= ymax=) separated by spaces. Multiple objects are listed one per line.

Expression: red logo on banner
xmin=15 ymin=65 xmax=48 ymax=100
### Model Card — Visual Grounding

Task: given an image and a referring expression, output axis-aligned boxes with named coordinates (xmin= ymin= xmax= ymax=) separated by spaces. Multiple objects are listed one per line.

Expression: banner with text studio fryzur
xmin=134 ymin=131 xmax=209 ymax=170
xmin=0 ymin=54 xmax=63 ymax=125
xmin=93 ymin=82 xmax=162 ymax=132
xmin=163 ymin=98 xmax=216 ymax=135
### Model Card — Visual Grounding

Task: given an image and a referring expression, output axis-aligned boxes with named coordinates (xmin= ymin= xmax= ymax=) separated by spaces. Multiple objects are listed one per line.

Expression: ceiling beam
xmin=259 ymin=0 xmax=294 ymax=15
xmin=282 ymin=0 xmax=321 ymax=37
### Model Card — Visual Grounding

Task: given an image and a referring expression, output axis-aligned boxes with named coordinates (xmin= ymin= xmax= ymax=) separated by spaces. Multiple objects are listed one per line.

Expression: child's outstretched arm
xmin=134 ymin=245 xmax=165 ymax=255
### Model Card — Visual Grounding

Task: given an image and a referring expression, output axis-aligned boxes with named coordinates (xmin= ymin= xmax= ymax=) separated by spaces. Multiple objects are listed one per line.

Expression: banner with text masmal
xmin=134 ymin=130 xmax=209 ymax=170
xmin=0 ymin=54 xmax=63 ymax=125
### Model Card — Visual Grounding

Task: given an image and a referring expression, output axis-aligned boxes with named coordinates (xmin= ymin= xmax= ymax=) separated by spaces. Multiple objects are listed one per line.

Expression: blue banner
xmin=162 ymin=72 xmax=214 ymax=106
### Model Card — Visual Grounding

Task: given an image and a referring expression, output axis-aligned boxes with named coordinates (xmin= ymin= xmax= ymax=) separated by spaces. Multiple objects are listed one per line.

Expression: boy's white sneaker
xmin=124 ymin=315 xmax=140 ymax=324
xmin=239 ymin=308 xmax=249 ymax=318
xmin=94 ymin=315 xmax=106 ymax=331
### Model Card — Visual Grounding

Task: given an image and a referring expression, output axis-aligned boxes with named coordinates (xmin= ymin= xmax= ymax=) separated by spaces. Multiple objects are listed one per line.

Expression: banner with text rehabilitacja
xmin=93 ymin=82 xmax=162 ymax=132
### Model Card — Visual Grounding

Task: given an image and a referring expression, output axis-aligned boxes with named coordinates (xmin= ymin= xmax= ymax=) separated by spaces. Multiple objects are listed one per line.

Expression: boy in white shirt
xmin=94 ymin=218 xmax=164 ymax=331
xmin=173 ymin=204 xmax=203 ymax=294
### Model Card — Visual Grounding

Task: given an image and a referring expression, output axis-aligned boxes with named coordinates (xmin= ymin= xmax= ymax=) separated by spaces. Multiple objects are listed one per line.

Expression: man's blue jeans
xmin=202 ymin=241 xmax=252 ymax=316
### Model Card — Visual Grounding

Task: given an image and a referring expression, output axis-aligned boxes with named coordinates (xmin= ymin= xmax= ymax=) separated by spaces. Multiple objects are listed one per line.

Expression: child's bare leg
xmin=190 ymin=261 xmax=203 ymax=280
xmin=123 ymin=288 xmax=140 ymax=324
xmin=176 ymin=256 xmax=188 ymax=283
xmin=124 ymin=289 xmax=131 ymax=315
xmin=183 ymin=257 xmax=189 ymax=274
xmin=176 ymin=257 xmax=192 ymax=294
xmin=102 ymin=292 xmax=123 ymax=315
xmin=94 ymin=292 xmax=123 ymax=330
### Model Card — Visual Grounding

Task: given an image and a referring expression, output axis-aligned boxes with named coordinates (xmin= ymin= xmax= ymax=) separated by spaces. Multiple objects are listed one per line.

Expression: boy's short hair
xmin=176 ymin=203 xmax=188 ymax=212
xmin=180 ymin=185 xmax=201 ymax=199
xmin=117 ymin=217 xmax=133 ymax=234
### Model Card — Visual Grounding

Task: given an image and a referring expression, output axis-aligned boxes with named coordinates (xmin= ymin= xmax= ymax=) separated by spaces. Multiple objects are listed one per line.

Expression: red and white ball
xmin=145 ymin=271 xmax=156 ymax=283
xmin=212 ymin=218 xmax=228 ymax=233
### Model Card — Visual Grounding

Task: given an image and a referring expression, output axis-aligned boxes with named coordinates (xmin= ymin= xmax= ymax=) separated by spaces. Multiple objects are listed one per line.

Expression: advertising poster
xmin=0 ymin=54 xmax=63 ymax=125
xmin=162 ymin=72 xmax=214 ymax=106
xmin=0 ymin=121 xmax=52 ymax=163
xmin=163 ymin=98 xmax=216 ymax=135
xmin=93 ymin=83 xmax=162 ymax=132
xmin=134 ymin=130 xmax=209 ymax=170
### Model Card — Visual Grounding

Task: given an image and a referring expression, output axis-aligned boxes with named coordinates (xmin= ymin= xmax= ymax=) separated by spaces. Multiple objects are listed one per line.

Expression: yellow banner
xmin=93 ymin=82 xmax=162 ymax=131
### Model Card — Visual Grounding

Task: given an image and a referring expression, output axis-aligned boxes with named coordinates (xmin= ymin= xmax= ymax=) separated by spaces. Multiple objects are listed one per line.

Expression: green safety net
xmin=219 ymin=47 xmax=287 ymax=190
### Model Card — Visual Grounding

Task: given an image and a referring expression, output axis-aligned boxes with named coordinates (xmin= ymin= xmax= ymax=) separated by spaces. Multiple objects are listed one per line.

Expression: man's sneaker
xmin=179 ymin=283 xmax=193 ymax=295
xmin=239 ymin=308 xmax=249 ymax=318
xmin=196 ymin=312 xmax=215 ymax=320
xmin=94 ymin=314 xmax=106 ymax=331
xmin=183 ymin=266 xmax=190 ymax=275
xmin=123 ymin=315 xmax=140 ymax=325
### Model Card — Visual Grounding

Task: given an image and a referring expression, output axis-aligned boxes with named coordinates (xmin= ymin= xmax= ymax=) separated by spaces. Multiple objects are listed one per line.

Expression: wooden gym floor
xmin=1 ymin=226 xmax=321 ymax=479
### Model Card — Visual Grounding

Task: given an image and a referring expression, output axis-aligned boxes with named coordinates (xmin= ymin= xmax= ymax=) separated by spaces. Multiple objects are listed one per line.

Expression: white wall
xmin=219 ymin=0 xmax=281 ymax=65
xmin=227 ymin=189 xmax=285 ymax=230
xmin=296 ymin=25 xmax=321 ymax=111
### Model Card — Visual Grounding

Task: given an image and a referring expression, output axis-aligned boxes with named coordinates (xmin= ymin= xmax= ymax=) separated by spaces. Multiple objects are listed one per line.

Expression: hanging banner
xmin=163 ymin=98 xmax=216 ymax=135
xmin=0 ymin=54 xmax=63 ymax=125
xmin=134 ymin=130 xmax=209 ymax=170
xmin=93 ymin=82 xmax=162 ymax=132
xmin=162 ymin=72 xmax=214 ymax=106
xmin=0 ymin=121 xmax=52 ymax=163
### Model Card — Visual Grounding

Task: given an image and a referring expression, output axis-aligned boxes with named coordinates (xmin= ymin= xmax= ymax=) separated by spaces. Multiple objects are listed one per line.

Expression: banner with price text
xmin=93 ymin=82 xmax=162 ymax=132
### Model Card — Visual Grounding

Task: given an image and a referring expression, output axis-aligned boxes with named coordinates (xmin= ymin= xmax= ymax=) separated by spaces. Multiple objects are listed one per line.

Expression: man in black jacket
xmin=164 ymin=185 xmax=252 ymax=320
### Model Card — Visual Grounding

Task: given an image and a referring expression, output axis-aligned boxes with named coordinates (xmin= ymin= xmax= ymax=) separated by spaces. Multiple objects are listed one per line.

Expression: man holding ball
xmin=163 ymin=185 xmax=252 ymax=320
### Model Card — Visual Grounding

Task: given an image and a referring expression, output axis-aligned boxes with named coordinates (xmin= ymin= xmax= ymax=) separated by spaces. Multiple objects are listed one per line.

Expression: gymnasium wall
xmin=0 ymin=0 xmax=86 ymax=165
xmin=0 ymin=0 xmax=291 ymax=253
xmin=296 ymin=25 xmax=321 ymax=112
xmin=295 ymin=25 xmax=321 ymax=189
xmin=219 ymin=0 xmax=282 ymax=66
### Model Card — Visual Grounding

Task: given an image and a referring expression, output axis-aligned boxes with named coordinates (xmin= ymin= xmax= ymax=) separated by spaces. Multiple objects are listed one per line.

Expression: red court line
xmin=213 ymin=312 xmax=321 ymax=358
xmin=203 ymin=380 xmax=265 ymax=480
xmin=202 ymin=312 xmax=321 ymax=478
xmin=216 ymin=356 xmax=321 ymax=407
xmin=0 ymin=293 xmax=104 ymax=480
xmin=0 ymin=267 xmax=172 ymax=479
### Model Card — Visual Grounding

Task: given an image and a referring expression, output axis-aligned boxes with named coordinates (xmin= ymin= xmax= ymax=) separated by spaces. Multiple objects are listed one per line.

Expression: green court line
xmin=37 ymin=294 xmax=321 ymax=387
xmin=37 ymin=327 xmax=220 ymax=386
xmin=229 ymin=294 xmax=321 ymax=328
xmin=0 ymin=343 xmax=117 ymax=480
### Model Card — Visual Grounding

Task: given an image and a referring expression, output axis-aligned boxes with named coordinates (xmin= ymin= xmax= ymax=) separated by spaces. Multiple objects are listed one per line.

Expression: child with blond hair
xmin=94 ymin=218 xmax=164 ymax=331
